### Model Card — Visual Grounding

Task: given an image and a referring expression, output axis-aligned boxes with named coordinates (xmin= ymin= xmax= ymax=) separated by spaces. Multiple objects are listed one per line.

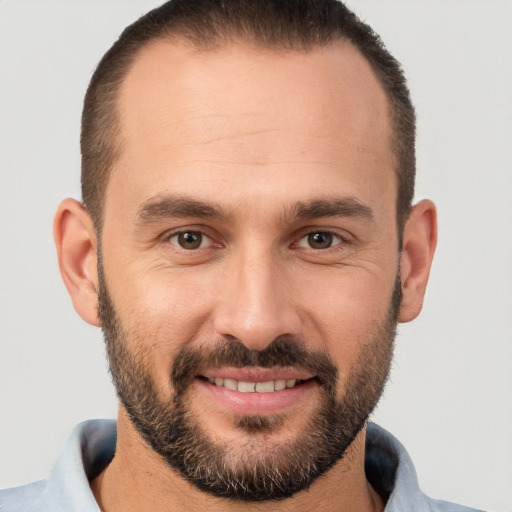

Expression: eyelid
xmin=294 ymin=226 xmax=351 ymax=246
xmin=159 ymin=225 xmax=351 ymax=251
xmin=161 ymin=226 xmax=219 ymax=250
xmin=169 ymin=231 xmax=212 ymax=249
xmin=297 ymin=231 xmax=344 ymax=249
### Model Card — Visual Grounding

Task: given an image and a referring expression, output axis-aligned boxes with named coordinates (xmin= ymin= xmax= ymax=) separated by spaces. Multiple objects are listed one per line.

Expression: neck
xmin=91 ymin=411 xmax=384 ymax=512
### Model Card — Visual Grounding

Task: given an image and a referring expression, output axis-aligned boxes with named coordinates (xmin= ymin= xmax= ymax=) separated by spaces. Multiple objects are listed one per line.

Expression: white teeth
xmin=238 ymin=381 xmax=256 ymax=393
xmin=206 ymin=377 xmax=303 ymax=392
xmin=255 ymin=381 xmax=275 ymax=393
xmin=223 ymin=378 xmax=238 ymax=391
xmin=274 ymin=379 xmax=287 ymax=391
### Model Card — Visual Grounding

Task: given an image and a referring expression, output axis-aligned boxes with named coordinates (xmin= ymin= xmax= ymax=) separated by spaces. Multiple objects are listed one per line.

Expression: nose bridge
xmin=213 ymin=240 xmax=300 ymax=350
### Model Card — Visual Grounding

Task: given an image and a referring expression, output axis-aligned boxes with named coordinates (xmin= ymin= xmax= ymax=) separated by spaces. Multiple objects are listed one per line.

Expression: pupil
xmin=179 ymin=232 xmax=201 ymax=249
xmin=309 ymin=232 xmax=332 ymax=249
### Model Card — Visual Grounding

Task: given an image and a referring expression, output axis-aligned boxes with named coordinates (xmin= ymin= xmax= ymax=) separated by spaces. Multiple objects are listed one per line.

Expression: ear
xmin=54 ymin=198 xmax=100 ymax=326
xmin=398 ymin=199 xmax=437 ymax=323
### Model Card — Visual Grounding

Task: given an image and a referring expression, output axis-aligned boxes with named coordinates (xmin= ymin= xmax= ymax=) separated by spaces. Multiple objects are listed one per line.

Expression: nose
xmin=213 ymin=248 xmax=301 ymax=351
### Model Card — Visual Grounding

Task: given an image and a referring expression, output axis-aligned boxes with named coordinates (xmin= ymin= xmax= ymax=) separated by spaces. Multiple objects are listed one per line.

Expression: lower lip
xmin=195 ymin=378 xmax=317 ymax=416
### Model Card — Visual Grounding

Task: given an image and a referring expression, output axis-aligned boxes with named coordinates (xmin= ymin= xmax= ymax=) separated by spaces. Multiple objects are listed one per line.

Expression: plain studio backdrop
xmin=1 ymin=1 xmax=511 ymax=511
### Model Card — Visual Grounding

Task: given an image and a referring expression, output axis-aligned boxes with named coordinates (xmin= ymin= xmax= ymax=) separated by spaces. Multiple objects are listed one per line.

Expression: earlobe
xmin=54 ymin=198 xmax=101 ymax=327
xmin=398 ymin=199 xmax=437 ymax=323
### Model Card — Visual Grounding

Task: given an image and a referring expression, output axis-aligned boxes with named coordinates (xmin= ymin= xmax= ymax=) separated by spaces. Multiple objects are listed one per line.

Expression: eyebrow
xmin=291 ymin=197 xmax=374 ymax=222
xmin=136 ymin=194 xmax=374 ymax=225
xmin=137 ymin=195 xmax=230 ymax=224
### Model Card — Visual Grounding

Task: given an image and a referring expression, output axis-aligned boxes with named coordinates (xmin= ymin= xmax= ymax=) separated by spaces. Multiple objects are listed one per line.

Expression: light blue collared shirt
xmin=0 ymin=420 xmax=485 ymax=511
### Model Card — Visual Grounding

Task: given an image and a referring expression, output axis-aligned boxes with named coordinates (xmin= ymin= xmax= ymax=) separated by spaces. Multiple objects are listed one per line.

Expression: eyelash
xmin=167 ymin=230 xmax=215 ymax=250
xmin=296 ymin=231 xmax=345 ymax=250
xmin=164 ymin=228 xmax=348 ymax=252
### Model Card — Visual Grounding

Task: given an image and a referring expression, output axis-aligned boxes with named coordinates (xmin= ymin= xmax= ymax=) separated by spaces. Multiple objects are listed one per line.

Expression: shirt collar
xmin=28 ymin=420 xmax=116 ymax=512
xmin=366 ymin=422 xmax=431 ymax=511
xmin=28 ymin=419 xmax=430 ymax=511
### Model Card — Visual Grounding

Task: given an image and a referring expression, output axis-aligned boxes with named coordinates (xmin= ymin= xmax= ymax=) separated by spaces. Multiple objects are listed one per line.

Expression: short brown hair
xmin=81 ymin=0 xmax=415 ymax=237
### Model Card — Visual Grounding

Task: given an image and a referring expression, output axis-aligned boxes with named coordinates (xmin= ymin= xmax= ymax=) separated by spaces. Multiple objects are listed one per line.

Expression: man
xmin=0 ymin=0 xmax=486 ymax=510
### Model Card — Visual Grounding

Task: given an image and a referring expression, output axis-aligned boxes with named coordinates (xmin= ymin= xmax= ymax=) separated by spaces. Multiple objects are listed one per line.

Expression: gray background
xmin=1 ymin=1 xmax=511 ymax=510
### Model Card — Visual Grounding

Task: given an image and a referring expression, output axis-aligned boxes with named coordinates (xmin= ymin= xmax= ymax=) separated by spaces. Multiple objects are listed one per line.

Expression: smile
xmin=204 ymin=377 xmax=306 ymax=393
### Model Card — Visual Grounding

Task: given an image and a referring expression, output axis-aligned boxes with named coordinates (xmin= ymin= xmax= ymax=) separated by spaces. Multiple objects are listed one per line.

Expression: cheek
xmin=294 ymin=265 xmax=395 ymax=371
xmin=107 ymin=274 xmax=216 ymax=398
xmin=111 ymin=266 xmax=219 ymax=355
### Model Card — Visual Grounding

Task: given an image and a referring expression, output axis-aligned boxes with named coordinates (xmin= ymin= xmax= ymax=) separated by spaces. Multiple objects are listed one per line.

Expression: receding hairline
xmin=127 ymin=28 xmax=357 ymax=56
xmin=108 ymin=35 xmax=396 ymax=192
xmin=81 ymin=1 xmax=415 ymax=242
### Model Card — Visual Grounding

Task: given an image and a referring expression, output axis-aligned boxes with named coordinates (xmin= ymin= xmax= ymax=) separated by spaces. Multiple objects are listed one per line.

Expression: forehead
xmin=109 ymin=39 xmax=395 ymax=218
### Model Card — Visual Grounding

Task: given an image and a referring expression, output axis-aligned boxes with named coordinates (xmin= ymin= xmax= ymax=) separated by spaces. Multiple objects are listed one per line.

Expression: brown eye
xmin=170 ymin=231 xmax=208 ymax=250
xmin=298 ymin=232 xmax=342 ymax=249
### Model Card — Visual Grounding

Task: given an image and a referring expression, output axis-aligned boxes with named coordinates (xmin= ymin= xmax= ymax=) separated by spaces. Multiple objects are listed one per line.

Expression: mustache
xmin=171 ymin=335 xmax=339 ymax=395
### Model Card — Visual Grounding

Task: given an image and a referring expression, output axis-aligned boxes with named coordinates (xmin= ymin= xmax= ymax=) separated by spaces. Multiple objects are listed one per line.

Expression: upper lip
xmin=200 ymin=367 xmax=314 ymax=382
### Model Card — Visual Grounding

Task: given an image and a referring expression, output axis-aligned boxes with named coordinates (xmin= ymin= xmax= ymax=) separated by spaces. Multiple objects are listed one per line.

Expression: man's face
xmin=98 ymin=40 xmax=400 ymax=500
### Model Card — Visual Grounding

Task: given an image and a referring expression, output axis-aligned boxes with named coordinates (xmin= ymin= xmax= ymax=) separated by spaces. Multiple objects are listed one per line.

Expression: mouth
xmin=195 ymin=368 xmax=318 ymax=416
xmin=199 ymin=376 xmax=311 ymax=393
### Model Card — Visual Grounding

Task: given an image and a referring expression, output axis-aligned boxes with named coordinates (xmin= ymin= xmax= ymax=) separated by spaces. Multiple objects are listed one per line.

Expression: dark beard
xmin=98 ymin=258 xmax=399 ymax=502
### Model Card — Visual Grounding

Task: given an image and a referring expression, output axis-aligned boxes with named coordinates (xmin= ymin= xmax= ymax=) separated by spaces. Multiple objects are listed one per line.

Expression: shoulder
xmin=0 ymin=480 xmax=46 ymax=512
xmin=0 ymin=419 xmax=116 ymax=512
xmin=426 ymin=498 xmax=487 ymax=512
xmin=366 ymin=424 xmax=487 ymax=512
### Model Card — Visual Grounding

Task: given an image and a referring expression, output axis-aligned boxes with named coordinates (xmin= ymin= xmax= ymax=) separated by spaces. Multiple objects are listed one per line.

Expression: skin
xmin=54 ymin=39 xmax=437 ymax=512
